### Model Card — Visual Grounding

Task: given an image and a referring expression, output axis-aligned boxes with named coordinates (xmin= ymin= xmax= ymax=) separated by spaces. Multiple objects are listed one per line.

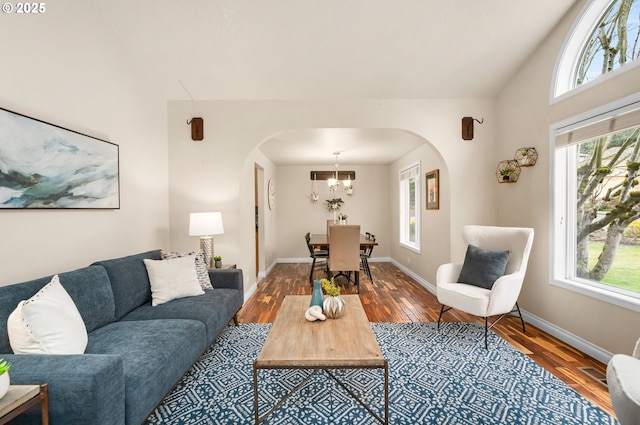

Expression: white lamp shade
xmin=189 ymin=212 xmax=224 ymax=236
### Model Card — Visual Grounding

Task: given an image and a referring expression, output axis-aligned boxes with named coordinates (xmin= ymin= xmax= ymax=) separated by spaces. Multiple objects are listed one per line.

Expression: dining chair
xmin=305 ymin=232 xmax=328 ymax=283
xmin=360 ymin=244 xmax=374 ymax=282
xmin=326 ymin=219 xmax=336 ymax=237
xmin=436 ymin=225 xmax=534 ymax=348
xmin=328 ymin=224 xmax=361 ymax=293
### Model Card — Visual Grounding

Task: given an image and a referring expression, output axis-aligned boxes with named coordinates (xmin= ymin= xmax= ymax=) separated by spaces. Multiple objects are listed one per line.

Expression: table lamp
xmin=189 ymin=212 xmax=224 ymax=267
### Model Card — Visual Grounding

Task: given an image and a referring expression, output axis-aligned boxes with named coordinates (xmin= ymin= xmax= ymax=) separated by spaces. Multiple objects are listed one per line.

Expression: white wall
xmin=275 ymin=164 xmax=391 ymax=260
xmin=497 ymin=0 xmax=640 ymax=355
xmin=390 ymin=144 xmax=451 ymax=285
xmin=167 ymin=99 xmax=497 ymax=293
xmin=0 ymin=3 xmax=170 ymax=286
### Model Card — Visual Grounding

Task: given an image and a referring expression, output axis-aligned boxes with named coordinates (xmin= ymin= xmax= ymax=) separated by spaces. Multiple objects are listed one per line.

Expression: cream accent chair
xmin=328 ymin=224 xmax=361 ymax=293
xmin=436 ymin=225 xmax=534 ymax=348
xmin=607 ymin=337 xmax=640 ymax=425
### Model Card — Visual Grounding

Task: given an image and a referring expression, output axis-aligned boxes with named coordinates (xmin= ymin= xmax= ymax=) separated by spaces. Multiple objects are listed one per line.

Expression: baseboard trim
xmin=520 ymin=311 xmax=613 ymax=364
xmin=390 ymin=259 xmax=436 ymax=294
xmin=244 ymin=281 xmax=257 ymax=304
xmin=389 ymin=259 xmax=613 ymax=364
xmin=276 ymin=257 xmax=391 ymax=264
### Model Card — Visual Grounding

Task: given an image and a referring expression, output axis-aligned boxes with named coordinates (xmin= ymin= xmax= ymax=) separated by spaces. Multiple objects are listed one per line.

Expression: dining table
xmin=307 ymin=233 xmax=378 ymax=250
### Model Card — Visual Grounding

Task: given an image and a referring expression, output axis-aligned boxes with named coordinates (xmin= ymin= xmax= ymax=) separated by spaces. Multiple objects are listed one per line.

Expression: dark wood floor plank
xmin=237 ymin=262 xmax=615 ymax=417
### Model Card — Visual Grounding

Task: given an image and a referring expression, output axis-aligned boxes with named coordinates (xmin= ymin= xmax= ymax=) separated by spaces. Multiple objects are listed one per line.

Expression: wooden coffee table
xmin=253 ymin=295 xmax=388 ymax=424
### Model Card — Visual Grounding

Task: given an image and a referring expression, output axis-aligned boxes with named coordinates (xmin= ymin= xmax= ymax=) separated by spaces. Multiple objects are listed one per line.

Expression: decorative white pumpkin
xmin=323 ymin=296 xmax=346 ymax=319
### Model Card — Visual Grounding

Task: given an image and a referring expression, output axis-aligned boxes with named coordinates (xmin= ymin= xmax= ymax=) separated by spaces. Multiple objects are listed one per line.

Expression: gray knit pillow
xmin=457 ymin=245 xmax=509 ymax=290
xmin=161 ymin=250 xmax=213 ymax=290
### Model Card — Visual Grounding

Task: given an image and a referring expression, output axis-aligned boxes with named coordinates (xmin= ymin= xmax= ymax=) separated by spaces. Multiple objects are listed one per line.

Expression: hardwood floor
xmin=237 ymin=262 xmax=615 ymax=417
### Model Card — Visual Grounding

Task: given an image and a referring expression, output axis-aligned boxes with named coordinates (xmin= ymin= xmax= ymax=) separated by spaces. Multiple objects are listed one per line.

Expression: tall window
xmin=554 ymin=0 xmax=640 ymax=97
xmin=399 ymin=162 xmax=420 ymax=252
xmin=553 ymin=102 xmax=640 ymax=310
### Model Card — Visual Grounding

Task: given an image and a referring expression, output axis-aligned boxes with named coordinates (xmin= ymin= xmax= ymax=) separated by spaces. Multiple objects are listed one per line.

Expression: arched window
xmin=553 ymin=0 xmax=640 ymax=98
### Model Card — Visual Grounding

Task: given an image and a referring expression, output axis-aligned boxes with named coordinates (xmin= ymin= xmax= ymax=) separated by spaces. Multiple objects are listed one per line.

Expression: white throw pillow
xmin=7 ymin=275 xmax=88 ymax=355
xmin=144 ymin=255 xmax=205 ymax=306
xmin=161 ymin=250 xmax=213 ymax=290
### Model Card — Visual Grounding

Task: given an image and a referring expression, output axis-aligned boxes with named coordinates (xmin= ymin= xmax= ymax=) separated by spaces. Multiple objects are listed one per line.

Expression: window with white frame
xmin=399 ymin=162 xmax=421 ymax=252
xmin=552 ymin=100 xmax=640 ymax=311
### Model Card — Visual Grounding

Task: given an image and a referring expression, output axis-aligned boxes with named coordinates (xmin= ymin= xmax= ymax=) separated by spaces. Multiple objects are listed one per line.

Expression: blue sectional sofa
xmin=0 ymin=250 xmax=244 ymax=425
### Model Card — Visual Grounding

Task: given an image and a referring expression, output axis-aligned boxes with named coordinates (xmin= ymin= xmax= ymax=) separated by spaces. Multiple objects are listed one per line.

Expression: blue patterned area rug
xmin=145 ymin=322 xmax=618 ymax=424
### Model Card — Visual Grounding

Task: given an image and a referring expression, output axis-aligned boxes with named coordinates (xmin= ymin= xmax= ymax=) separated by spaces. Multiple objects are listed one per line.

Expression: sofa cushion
xmin=0 ymin=265 xmax=115 ymax=353
xmin=162 ymin=250 xmax=213 ymax=290
xmin=8 ymin=275 xmax=88 ymax=354
xmin=143 ymin=255 xmax=204 ymax=306
xmin=121 ymin=288 xmax=242 ymax=344
xmin=86 ymin=319 xmax=207 ymax=425
xmin=92 ymin=250 xmax=162 ymax=320
xmin=457 ymin=244 xmax=510 ymax=289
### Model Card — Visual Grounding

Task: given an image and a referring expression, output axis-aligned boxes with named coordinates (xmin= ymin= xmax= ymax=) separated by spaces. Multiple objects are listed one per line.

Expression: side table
xmin=210 ymin=264 xmax=237 ymax=270
xmin=0 ymin=384 xmax=49 ymax=425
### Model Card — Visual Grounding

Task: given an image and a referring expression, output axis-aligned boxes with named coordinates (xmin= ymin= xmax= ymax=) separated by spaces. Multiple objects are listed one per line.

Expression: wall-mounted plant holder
xmin=496 ymin=160 xmax=521 ymax=183
xmin=514 ymin=147 xmax=538 ymax=167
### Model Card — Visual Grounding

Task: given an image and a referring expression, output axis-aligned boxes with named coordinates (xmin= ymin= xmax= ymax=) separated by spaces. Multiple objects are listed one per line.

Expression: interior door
xmin=254 ymin=166 xmax=259 ymax=277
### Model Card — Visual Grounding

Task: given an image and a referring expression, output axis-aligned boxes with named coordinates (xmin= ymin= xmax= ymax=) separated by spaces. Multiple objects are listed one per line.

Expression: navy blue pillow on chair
xmin=457 ymin=244 xmax=510 ymax=289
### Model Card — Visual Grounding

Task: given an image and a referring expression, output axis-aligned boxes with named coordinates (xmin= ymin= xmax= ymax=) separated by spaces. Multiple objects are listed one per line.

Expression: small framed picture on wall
xmin=426 ymin=169 xmax=439 ymax=210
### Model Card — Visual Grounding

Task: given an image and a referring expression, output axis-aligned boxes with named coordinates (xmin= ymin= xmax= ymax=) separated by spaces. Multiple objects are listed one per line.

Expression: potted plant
xmin=338 ymin=213 xmax=348 ymax=225
xmin=213 ymin=256 xmax=222 ymax=268
xmin=321 ymin=278 xmax=345 ymax=319
xmin=345 ymin=184 xmax=353 ymax=195
xmin=326 ymin=198 xmax=344 ymax=212
xmin=0 ymin=358 xmax=10 ymax=399
xmin=499 ymin=168 xmax=511 ymax=182
xmin=518 ymin=150 xmax=529 ymax=165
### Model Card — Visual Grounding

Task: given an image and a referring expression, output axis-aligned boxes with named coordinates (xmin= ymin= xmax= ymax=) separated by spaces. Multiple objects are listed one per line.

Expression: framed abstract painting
xmin=0 ymin=108 xmax=119 ymax=209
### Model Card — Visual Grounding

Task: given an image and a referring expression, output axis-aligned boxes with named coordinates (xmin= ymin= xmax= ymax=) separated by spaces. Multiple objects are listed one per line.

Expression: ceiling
xmin=92 ymin=0 xmax=577 ymax=164
xmin=259 ymin=128 xmax=427 ymax=165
